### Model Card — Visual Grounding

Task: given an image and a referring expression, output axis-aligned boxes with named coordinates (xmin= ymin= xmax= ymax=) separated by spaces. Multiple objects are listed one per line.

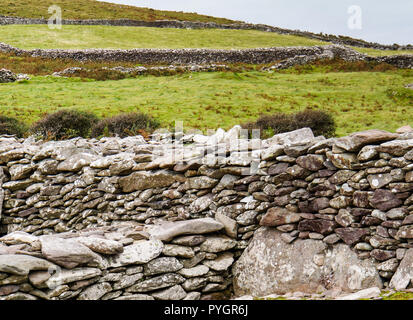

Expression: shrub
xmin=242 ymin=109 xmax=336 ymax=139
xmin=91 ymin=112 xmax=160 ymax=138
xmin=30 ymin=109 xmax=99 ymax=140
xmin=0 ymin=115 xmax=27 ymax=137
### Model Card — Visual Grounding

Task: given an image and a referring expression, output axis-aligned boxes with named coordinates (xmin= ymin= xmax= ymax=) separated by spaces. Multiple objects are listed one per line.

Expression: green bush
xmin=0 ymin=115 xmax=27 ymax=137
xmin=30 ymin=109 xmax=99 ymax=140
xmin=242 ymin=109 xmax=336 ymax=139
xmin=91 ymin=112 xmax=160 ymax=138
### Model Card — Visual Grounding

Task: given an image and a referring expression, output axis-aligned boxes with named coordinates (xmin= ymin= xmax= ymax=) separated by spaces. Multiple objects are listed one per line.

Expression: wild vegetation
xmin=1 ymin=68 xmax=412 ymax=137
xmin=0 ymin=0 xmax=236 ymax=23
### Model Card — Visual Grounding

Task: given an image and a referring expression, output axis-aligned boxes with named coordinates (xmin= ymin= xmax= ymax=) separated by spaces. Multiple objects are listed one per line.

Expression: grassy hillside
xmin=1 ymin=70 xmax=412 ymax=136
xmin=0 ymin=25 xmax=327 ymax=50
xmin=0 ymin=0 xmax=236 ymax=23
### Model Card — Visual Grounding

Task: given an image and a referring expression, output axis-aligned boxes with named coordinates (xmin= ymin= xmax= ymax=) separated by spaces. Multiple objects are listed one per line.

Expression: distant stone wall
xmin=1 ymin=42 xmax=413 ymax=69
xmin=0 ymin=127 xmax=412 ymax=300
xmin=0 ymin=16 xmax=412 ymax=51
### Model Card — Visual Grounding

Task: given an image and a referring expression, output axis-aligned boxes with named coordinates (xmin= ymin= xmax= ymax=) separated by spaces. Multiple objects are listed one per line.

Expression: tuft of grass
xmin=382 ymin=292 xmax=413 ymax=300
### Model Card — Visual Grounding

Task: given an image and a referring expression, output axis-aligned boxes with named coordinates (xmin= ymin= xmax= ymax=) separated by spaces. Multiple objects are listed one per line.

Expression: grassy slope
xmin=1 ymin=70 xmax=412 ymax=136
xmin=0 ymin=25 xmax=327 ymax=50
xmin=0 ymin=0 xmax=235 ymax=23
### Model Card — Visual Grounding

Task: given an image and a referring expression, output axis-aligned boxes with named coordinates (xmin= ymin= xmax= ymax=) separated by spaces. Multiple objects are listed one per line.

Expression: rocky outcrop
xmin=0 ymin=68 xmax=29 ymax=83
xmin=0 ymin=127 xmax=412 ymax=299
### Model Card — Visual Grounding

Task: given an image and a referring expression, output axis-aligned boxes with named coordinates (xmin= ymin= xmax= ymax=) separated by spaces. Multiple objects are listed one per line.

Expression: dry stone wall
xmin=0 ymin=16 xmax=412 ymax=51
xmin=1 ymin=42 xmax=412 ymax=69
xmin=0 ymin=126 xmax=412 ymax=300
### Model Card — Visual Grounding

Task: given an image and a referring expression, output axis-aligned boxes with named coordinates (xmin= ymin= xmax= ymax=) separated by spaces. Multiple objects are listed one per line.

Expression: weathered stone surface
xmin=145 ymin=218 xmax=224 ymax=242
xmin=115 ymin=294 xmax=155 ymax=300
xmin=0 ymin=255 xmax=55 ymax=276
xmin=0 ymin=231 xmax=41 ymax=250
xmin=151 ymin=285 xmax=187 ymax=300
xmin=298 ymin=219 xmax=336 ymax=235
xmin=335 ymin=287 xmax=381 ymax=300
xmin=260 ymin=207 xmax=302 ymax=227
xmin=178 ymin=265 xmax=209 ymax=278
xmin=265 ymin=128 xmax=315 ymax=146
xmin=143 ymin=257 xmax=183 ymax=276
xmin=57 ymin=153 xmax=97 ymax=172
xmin=108 ymin=240 xmax=164 ymax=268
xmin=199 ymin=236 xmax=237 ymax=253
xmin=75 ymin=237 xmax=123 ymax=255
xmin=126 ymin=273 xmax=185 ymax=293
xmin=378 ymin=139 xmax=413 ymax=156
xmin=119 ymin=171 xmax=185 ymax=192
xmin=215 ymin=212 xmax=237 ymax=238
xmin=296 ymin=155 xmax=325 ymax=171
xmin=40 ymin=236 xmax=100 ymax=269
xmin=233 ymin=228 xmax=382 ymax=296
xmin=367 ymin=174 xmax=393 ymax=189
xmin=369 ymin=190 xmax=402 ymax=211
xmin=163 ymin=244 xmax=194 ymax=258
xmin=78 ymin=282 xmax=112 ymax=300
xmin=335 ymin=228 xmax=369 ymax=246
xmin=45 ymin=268 xmax=102 ymax=288
xmin=396 ymin=226 xmax=413 ymax=239
xmin=334 ymin=130 xmax=398 ymax=152
xmin=390 ymin=249 xmax=413 ymax=290
xmin=202 ymin=252 xmax=234 ymax=272
xmin=358 ymin=146 xmax=379 ymax=161
xmin=326 ymin=151 xmax=358 ymax=169
xmin=171 ymin=235 xmax=206 ymax=247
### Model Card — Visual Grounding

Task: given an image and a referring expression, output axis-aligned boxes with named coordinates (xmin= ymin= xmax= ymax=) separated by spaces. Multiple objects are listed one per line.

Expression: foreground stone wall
xmin=0 ymin=126 xmax=412 ymax=300
xmin=1 ymin=42 xmax=412 ymax=69
xmin=1 ymin=16 xmax=412 ymax=51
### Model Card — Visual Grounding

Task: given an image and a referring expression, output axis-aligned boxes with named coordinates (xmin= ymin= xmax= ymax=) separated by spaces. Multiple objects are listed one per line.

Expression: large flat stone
xmin=40 ymin=236 xmax=101 ymax=269
xmin=145 ymin=218 xmax=224 ymax=242
xmin=0 ymin=255 xmax=55 ymax=276
xmin=390 ymin=249 xmax=413 ymax=290
xmin=334 ymin=130 xmax=398 ymax=152
xmin=233 ymin=227 xmax=382 ymax=296
xmin=119 ymin=171 xmax=186 ymax=192
xmin=108 ymin=240 xmax=164 ymax=268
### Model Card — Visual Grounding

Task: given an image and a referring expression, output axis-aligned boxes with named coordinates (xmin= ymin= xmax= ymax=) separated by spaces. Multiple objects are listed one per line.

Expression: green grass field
xmin=1 ymin=70 xmax=412 ymax=136
xmin=0 ymin=25 xmax=327 ymax=50
xmin=0 ymin=0 xmax=236 ymax=23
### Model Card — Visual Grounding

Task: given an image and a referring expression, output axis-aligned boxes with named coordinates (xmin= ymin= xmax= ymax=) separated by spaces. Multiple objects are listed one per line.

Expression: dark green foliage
xmin=91 ymin=112 xmax=160 ymax=138
xmin=30 ymin=109 xmax=99 ymax=140
xmin=0 ymin=115 xmax=27 ymax=137
xmin=242 ymin=109 xmax=336 ymax=138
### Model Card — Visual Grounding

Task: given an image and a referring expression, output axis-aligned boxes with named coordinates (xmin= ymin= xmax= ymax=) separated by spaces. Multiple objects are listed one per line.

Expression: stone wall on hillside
xmin=1 ymin=42 xmax=412 ymax=69
xmin=0 ymin=126 xmax=412 ymax=300
xmin=0 ymin=16 xmax=412 ymax=51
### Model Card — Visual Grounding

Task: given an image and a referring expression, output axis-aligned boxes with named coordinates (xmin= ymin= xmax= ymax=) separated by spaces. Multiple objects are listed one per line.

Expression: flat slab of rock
xmin=145 ymin=218 xmax=224 ymax=242
xmin=0 ymin=254 xmax=55 ymax=276
xmin=265 ymin=128 xmax=315 ymax=146
xmin=335 ymin=287 xmax=381 ymax=300
xmin=233 ymin=227 xmax=382 ymax=297
xmin=108 ymin=239 xmax=164 ymax=268
xmin=390 ymin=248 xmax=413 ymax=290
xmin=119 ymin=171 xmax=186 ymax=193
xmin=75 ymin=237 xmax=123 ymax=255
xmin=334 ymin=130 xmax=398 ymax=152
xmin=40 ymin=236 xmax=101 ymax=269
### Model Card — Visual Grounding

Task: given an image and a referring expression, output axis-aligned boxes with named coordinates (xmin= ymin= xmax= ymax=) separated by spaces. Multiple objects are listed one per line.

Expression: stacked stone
xmin=0 ymin=41 xmax=411 ymax=69
xmin=0 ymin=126 xmax=412 ymax=295
xmin=258 ymin=129 xmax=413 ymax=284
xmin=0 ymin=217 xmax=238 ymax=300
